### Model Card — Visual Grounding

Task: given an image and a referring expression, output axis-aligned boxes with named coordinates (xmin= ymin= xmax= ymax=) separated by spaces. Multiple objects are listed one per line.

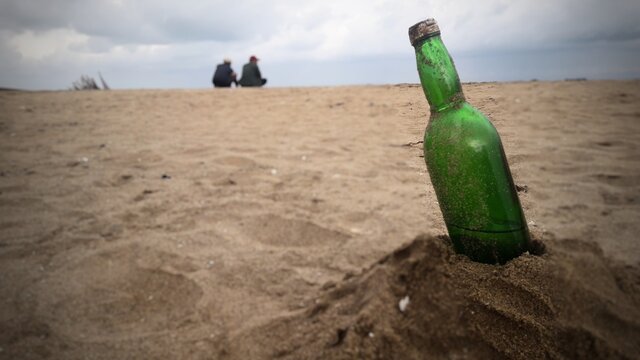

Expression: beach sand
xmin=0 ymin=81 xmax=639 ymax=359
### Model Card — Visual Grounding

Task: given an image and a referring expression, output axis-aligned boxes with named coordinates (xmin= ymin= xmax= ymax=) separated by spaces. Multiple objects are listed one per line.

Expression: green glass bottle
xmin=408 ymin=18 xmax=530 ymax=264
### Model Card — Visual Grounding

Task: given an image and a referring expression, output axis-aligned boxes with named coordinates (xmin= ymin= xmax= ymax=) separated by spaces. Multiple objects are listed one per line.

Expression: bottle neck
xmin=413 ymin=35 xmax=465 ymax=112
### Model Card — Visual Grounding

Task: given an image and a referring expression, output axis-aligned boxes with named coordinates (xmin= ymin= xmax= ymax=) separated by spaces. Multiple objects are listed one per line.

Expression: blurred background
xmin=1 ymin=0 xmax=639 ymax=89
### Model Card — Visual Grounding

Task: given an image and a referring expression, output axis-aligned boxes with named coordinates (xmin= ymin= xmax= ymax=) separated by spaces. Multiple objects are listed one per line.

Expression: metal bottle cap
xmin=408 ymin=18 xmax=440 ymax=46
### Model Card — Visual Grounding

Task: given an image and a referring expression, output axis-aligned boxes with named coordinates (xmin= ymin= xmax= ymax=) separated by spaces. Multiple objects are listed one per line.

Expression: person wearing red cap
xmin=238 ymin=55 xmax=267 ymax=87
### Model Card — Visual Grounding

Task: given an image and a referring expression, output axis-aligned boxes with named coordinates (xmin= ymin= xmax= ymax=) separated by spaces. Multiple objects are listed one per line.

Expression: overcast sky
xmin=1 ymin=0 xmax=639 ymax=90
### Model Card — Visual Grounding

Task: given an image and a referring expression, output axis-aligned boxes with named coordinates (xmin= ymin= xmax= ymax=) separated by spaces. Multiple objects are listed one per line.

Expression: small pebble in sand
xmin=350 ymin=228 xmax=363 ymax=234
xmin=207 ymin=260 xmax=215 ymax=268
xmin=368 ymin=332 xmax=375 ymax=338
xmin=399 ymin=295 xmax=410 ymax=312
xmin=270 ymin=169 xmax=278 ymax=175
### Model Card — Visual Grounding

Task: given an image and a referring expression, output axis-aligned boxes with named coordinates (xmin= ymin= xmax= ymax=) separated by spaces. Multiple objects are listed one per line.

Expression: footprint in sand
xmin=592 ymin=173 xmax=637 ymax=187
xmin=600 ymin=189 xmax=637 ymax=206
xmin=214 ymin=155 xmax=257 ymax=168
xmin=32 ymin=245 xmax=203 ymax=340
xmin=239 ymin=214 xmax=350 ymax=247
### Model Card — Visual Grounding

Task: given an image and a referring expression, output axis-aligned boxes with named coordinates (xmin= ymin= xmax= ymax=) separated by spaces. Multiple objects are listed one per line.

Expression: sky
xmin=0 ymin=0 xmax=639 ymax=90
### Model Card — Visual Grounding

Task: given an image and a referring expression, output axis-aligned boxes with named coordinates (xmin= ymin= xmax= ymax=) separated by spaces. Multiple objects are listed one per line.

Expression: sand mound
xmin=230 ymin=235 xmax=640 ymax=359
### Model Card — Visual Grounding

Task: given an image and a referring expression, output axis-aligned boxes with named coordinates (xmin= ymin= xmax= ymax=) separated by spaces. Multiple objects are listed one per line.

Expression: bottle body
xmin=410 ymin=19 xmax=530 ymax=264
xmin=424 ymin=103 xmax=529 ymax=264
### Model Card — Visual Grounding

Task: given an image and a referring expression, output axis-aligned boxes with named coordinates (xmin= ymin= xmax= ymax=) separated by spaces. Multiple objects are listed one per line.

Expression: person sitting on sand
xmin=238 ymin=55 xmax=267 ymax=87
xmin=212 ymin=58 xmax=238 ymax=88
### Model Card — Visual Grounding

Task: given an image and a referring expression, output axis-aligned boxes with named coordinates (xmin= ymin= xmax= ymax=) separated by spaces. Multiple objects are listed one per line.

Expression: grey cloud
xmin=440 ymin=0 xmax=640 ymax=53
xmin=559 ymin=0 xmax=640 ymax=44
xmin=0 ymin=0 xmax=279 ymax=44
xmin=0 ymin=1 xmax=73 ymax=31
xmin=571 ymin=30 xmax=640 ymax=45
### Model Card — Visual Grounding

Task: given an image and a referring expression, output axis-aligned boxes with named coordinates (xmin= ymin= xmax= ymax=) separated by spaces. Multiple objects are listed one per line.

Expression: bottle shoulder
xmin=425 ymin=102 xmax=501 ymax=148
xmin=428 ymin=103 xmax=496 ymax=131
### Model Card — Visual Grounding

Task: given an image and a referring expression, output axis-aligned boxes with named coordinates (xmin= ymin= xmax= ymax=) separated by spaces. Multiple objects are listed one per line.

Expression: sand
xmin=0 ymin=80 xmax=639 ymax=359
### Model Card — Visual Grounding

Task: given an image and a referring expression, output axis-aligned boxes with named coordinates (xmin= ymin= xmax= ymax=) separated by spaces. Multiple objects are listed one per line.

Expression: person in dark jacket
xmin=212 ymin=58 xmax=237 ymax=88
xmin=239 ymin=55 xmax=267 ymax=87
